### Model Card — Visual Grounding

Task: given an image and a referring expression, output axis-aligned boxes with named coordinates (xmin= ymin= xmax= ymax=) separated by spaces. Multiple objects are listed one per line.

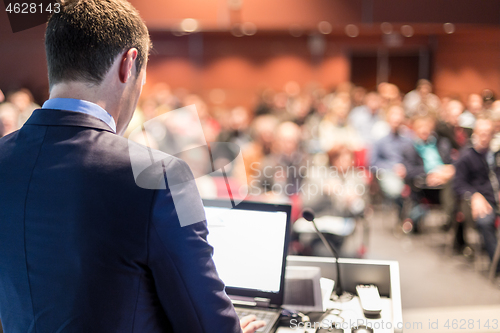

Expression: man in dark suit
xmin=0 ymin=1 xmax=263 ymax=332
xmin=454 ymin=115 xmax=500 ymax=268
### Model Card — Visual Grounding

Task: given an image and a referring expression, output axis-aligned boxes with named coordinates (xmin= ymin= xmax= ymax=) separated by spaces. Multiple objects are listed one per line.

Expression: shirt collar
xmin=42 ymin=98 xmax=116 ymax=133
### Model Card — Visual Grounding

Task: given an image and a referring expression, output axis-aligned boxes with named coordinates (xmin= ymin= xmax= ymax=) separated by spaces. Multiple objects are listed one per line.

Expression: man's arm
xmin=147 ymin=158 xmax=242 ymax=333
xmin=402 ymin=145 xmax=425 ymax=183
xmin=437 ymin=136 xmax=453 ymax=165
xmin=453 ymin=155 xmax=478 ymax=199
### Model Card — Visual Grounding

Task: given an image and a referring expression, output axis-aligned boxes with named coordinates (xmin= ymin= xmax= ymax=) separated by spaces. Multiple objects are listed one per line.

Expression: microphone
xmin=302 ymin=208 xmax=344 ymax=297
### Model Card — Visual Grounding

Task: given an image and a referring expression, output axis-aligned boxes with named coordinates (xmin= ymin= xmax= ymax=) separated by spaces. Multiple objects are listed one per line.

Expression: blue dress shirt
xmin=42 ymin=98 xmax=117 ymax=133
xmin=371 ymin=131 xmax=413 ymax=171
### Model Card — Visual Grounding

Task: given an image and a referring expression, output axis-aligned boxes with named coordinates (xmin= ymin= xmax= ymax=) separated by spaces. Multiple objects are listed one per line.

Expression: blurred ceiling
xmin=129 ymin=0 xmax=500 ymax=32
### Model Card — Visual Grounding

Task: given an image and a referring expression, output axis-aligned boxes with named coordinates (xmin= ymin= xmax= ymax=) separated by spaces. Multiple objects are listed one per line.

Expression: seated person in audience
xmin=0 ymin=120 xmax=3 ymax=138
xmin=403 ymin=79 xmax=441 ymax=118
xmin=299 ymin=145 xmax=367 ymax=255
xmin=459 ymin=93 xmax=484 ymax=134
xmin=288 ymin=93 xmax=314 ymax=126
xmin=213 ymin=106 xmax=253 ymax=169
xmin=302 ymin=92 xmax=329 ymax=154
xmin=489 ymin=100 xmax=500 ymax=152
xmin=482 ymin=88 xmax=496 ymax=111
xmin=454 ymin=115 xmax=500 ymax=269
xmin=259 ymin=121 xmax=306 ymax=197
xmin=302 ymin=144 xmax=368 ymax=218
xmin=435 ymin=99 xmax=469 ymax=158
xmin=6 ymin=88 xmax=40 ymax=125
xmin=253 ymin=88 xmax=274 ymax=116
xmin=371 ymin=105 xmax=413 ymax=220
xmin=348 ymin=91 xmax=389 ymax=149
xmin=249 ymin=114 xmax=279 ymax=156
xmin=218 ymin=106 xmax=252 ymax=148
xmin=0 ymin=88 xmax=5 ymax=136
xmin=403 ymin=114 xmax=456 ymax=232
xmin=378 ymin=82 xmax=402 ymax=111
xmin=319 ymin=92 xmax=362 ymax=152
xmin=351 ymin=86 xmax=367 ymax=108
xmin=270 ymin=91 xmax=294 ymax=123
xmin=0 ymin=102 xmax=21 ymax=136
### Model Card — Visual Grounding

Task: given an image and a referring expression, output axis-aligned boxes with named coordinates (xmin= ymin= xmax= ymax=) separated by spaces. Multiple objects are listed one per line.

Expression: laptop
xmin=203 ymin=199 xmax=291 ymax=333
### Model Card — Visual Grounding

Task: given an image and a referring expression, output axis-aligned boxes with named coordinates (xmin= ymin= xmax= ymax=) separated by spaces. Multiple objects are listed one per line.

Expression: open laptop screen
xmin=203 ymin=200 xmax=291 ymax=304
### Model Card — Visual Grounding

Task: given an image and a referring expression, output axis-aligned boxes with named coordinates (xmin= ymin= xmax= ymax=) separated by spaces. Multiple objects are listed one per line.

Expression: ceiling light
xmin=345 ymin=24 xmax=359 ymax=38
xmin=444 ymin=23 xmax=455 ymax=34
xmin=381 ymin=22 xmax=393 ymax=35
xmin=318 ymin=21 xmax=332 ymax=35
xmin=401 ymin=25 xmax=414 ymax=37
xmin=242 ymin=22 xmax=257 ymax=36
xmin=181 ymin=18 xmax=198 ymax=33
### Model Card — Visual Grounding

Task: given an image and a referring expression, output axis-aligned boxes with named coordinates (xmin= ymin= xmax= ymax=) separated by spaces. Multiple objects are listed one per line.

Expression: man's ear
xmin=119 ymin=48 xmax=138 ymax=84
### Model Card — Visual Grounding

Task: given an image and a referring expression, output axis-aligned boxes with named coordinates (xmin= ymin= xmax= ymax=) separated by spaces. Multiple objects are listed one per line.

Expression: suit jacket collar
xmin=25 ymin=108 xmax=115 ymax=134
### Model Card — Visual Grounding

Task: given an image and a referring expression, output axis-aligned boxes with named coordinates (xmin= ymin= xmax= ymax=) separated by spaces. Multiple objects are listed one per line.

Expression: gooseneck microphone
xmin=302 ymin=208 xmax=344 ymax=297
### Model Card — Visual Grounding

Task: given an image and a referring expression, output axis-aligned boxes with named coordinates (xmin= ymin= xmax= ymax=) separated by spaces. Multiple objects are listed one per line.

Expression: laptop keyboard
xmin=235 ymin=308 xmax=279 ymax=332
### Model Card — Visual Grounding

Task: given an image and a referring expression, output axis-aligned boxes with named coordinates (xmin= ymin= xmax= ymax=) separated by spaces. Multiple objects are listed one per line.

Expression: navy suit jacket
xmin=0 ymin=109 xmax=242 ymax=333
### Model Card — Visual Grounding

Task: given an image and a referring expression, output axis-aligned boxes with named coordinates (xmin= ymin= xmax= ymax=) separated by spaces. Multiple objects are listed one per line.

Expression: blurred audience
xmin=3 ymin=80 xmax=500 ymax=258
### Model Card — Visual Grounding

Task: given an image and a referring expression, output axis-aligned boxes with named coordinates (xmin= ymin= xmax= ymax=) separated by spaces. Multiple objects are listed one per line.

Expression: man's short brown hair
xmin=411 ymin=112 xmax=436 ymax=126
xmin=45 ymin=0 xmax=151 ymax=88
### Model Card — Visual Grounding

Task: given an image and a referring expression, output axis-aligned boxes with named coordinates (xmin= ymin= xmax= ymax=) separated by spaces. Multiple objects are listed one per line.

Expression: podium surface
xmin=277 ymin=256 xmax=403 ymax=333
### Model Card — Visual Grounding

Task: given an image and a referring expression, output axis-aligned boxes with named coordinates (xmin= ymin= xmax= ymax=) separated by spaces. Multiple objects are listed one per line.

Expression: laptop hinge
xmin=230 ymin=296 xmax=271 ymax=308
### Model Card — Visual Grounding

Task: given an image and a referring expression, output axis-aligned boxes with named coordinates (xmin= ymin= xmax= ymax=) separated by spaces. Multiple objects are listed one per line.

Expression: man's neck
xmin=49 ymin=82 xmax=118 ymax=120
xmin=473 ymin=145 xmax=489 ymax=155
xmin=416 ymin=135 xmax=434 ymax=145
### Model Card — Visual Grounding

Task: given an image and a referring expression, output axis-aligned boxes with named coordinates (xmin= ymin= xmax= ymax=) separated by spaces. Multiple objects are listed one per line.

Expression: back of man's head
xmin=45 ymin=0 xmax=150 ymax=89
